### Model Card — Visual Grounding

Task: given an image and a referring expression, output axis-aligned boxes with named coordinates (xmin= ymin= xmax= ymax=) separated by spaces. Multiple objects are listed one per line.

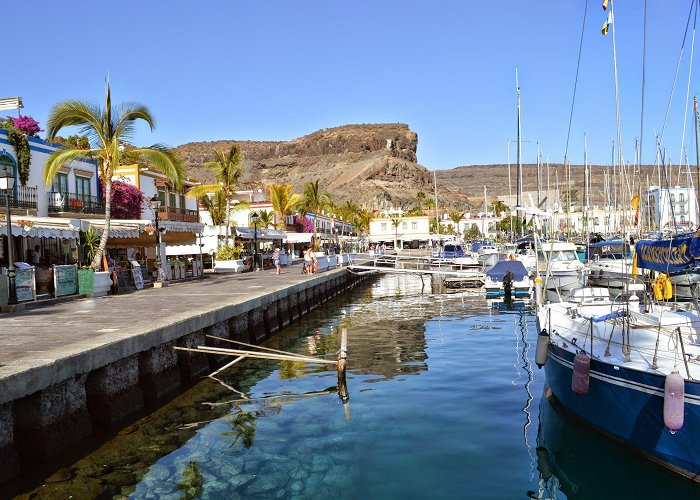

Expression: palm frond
xmin=187 ymin=183 xmax=223 ymax=199
xmin=43 ymin=148 xmax=94 ymax=187
xmin=129 ymin=146 xmax=184 ymax=188
xmin=46 ymin=100 xmax=105 ymax=145
xmin=115 ymin=102 xmax=155 ymax=139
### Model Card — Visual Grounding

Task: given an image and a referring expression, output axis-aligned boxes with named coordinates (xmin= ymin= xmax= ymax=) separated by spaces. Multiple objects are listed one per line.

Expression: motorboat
xmin=586 ymin=239 xmax=645 ymax=290
xmin=484 ymin=260 xmax=531 ymax=297
xmin=537 ymin=241 xmax=587 ymax=294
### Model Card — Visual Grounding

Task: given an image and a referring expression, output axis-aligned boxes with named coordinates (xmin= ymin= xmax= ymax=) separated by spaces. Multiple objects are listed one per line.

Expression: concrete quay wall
xmin=0 ymin=268 xmax=368 ymax=483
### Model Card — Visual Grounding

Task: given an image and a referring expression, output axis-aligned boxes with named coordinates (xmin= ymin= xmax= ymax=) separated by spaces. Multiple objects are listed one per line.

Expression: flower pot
xmin=93 ymin=271 xmax=112 ymax=297
xmin=215 ymin=259 xmax=247 ymax=273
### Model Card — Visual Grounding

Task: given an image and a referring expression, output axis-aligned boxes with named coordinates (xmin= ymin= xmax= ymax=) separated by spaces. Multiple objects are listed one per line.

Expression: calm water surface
xmin=14 ymin=275 xmax=700 ymax=499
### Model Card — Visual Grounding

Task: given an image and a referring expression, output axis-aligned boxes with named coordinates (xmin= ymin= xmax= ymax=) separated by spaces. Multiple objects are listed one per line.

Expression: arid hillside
xmin=176 ymin=124 xmax=470 ymax=210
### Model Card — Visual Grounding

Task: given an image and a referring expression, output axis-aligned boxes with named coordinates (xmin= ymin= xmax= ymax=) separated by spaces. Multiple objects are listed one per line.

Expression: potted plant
xmin=214 ymin=244 xmax=248 ymax=273
xmin=79 ymin=227 xmax=110 ymax=296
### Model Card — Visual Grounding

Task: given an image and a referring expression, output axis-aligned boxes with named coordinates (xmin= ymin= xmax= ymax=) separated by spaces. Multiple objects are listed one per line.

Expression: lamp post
xmin=0 ymin=166 xmax=17 ymax=305
xmin=150 ymin=195 xmax=162 ymax=277
xmin=251 ymin=211 xmax=259 ymax=271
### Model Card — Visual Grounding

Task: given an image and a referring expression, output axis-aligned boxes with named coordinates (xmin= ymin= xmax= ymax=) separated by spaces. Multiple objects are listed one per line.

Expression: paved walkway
xmin=0 ymin=260 xmax=347 ymax=404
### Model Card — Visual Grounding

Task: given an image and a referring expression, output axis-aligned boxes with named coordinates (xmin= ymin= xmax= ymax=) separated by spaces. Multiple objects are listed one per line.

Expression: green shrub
xmin=217 ymin=244 xmax=242 ymax=260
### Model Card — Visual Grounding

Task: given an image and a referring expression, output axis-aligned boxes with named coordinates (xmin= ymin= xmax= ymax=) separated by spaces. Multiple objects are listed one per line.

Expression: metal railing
xmin=157 ymin=206 xmax=198 ymax=222
xmin=0 ymin=186 xmax=38 ymax=210
xmin=47 ymin=192 xmax=106 ymax=215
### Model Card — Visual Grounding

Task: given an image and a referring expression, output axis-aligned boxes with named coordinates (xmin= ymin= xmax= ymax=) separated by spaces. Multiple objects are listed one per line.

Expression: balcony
xmin=157 ymin=206 xmax=198 ymax=223
xmin=48 ymin=192 xmax=106 ymax=215
xmin=0 ymin=186 xmax=38 ymax=210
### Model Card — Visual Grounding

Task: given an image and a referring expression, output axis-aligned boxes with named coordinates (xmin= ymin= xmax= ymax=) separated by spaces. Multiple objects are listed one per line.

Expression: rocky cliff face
xmin=176 ymin=123 xmax=466 ymax=209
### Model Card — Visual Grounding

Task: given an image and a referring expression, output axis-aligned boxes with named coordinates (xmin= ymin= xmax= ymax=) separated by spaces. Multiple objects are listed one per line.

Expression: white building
xmin=646 ymin=186 xmax=697 ymax=232
xmin=369 ymin=215 xmax=430 ymax=248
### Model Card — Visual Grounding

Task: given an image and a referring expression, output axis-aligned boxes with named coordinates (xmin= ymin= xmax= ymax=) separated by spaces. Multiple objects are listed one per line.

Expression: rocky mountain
xmin=176 ymin=124 xmax=470 ymax=210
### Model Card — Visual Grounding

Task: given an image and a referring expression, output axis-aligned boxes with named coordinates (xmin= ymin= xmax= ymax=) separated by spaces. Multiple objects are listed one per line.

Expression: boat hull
xmin=543 ymin=341 xmax=700 ymax=480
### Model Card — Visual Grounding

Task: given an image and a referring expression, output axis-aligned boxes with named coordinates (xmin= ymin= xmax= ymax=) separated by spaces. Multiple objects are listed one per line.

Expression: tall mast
xmin=516 ymin=69 xmax=523 ymax=237
xmin=584 ymin=133 xmax=589 ymax=234
xmin=536 ymin=142 xmax=541 ymax=207
xmin=433 ymin=170 xmax=440 ymax=240
xmin=695 ymin=96 xmax=700 ymax=220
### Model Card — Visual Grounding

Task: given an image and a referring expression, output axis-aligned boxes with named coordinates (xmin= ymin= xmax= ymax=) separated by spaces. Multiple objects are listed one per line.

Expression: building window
xmin=75 ymin=176 xmax=91 ymax=202
xmin=53 ymin=173 xmax=69 ymax=194
xmin=158 ymin=189 xmax=166 ymax=205
xmin=402 ymin=222 xmax=408 ymax=230
xmin=670 ymin=194 xmax=675 ymax=203
xmin=381 ymin=222 xmax=387 ymax=231
xmin=680 ymin=193 xmax=686 ymax=203
xmin=180 ymin=193 xmax=186 ymax=210
xmin=412 ymin=221 xmax=417 ymax=230
xmin=169 ymin=191 xmax=176 ymax=208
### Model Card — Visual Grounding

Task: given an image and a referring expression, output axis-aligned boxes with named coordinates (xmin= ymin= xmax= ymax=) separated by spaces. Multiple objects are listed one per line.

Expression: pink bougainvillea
xmin=293 ymin=215 xmax=314 ymax=233
xmin=103 ymin=180 xmax=145 ymax=219
xmin=10 ymin=115 xmax=42 ymax=137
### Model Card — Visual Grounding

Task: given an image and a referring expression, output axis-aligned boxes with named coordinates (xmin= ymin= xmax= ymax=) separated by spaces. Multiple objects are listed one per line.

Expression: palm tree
xmin=448 ymin=211 xmax=463 ymax=236
xmin=44 ymin=82 xmax=184 ymax=269
xmin=187 ymin=145 xmax=243 ymax=244
xmin=269 ymin=183 xmax=300 ymax=229
xmin=257 ymin=210 xmax=275 ymax=229
xmin=303 ymin=179 xmax=330 ymax=242
xmin=391 ymin=218 xmax=401 ymax=250
xmin=199 ymin=192 xmax=249 ymax=245
xmin=416 ymin=191 xmax=427 ymax=210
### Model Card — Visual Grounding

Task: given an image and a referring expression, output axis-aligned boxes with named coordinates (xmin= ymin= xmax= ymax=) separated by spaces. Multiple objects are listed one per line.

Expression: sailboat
xmin=537 ymin=0 xmax=700 ymax=482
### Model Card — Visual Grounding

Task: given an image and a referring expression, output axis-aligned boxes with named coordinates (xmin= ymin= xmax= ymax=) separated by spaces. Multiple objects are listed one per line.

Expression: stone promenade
xmin=0 ymin=260 xmax=368 ymax=482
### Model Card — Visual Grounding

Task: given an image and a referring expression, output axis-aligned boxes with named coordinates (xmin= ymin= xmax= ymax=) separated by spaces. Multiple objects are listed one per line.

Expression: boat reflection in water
xmin=534 ymin=387 xmax=700 ymax=499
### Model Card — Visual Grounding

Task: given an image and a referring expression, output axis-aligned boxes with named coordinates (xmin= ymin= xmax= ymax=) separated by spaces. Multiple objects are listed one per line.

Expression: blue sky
xmin=4 ymin=1 xmax=699 ymax=170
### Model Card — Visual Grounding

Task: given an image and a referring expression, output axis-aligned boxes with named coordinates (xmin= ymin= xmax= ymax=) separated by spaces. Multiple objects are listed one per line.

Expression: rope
xmin=562 ymin=0 xmax=588 ymax=166
xmin=679 ymin=0 xmax=698 ymax=171
xmin=659 ymin=0 xmax=696 ymax=143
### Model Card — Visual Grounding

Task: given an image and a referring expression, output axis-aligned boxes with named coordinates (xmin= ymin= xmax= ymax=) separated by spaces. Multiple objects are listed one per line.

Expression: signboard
xmin=77 ymin=269 xmax=94 ymax=295
xmin=16 ymin=268 xmax=36 ymax=302
xmin=140 ymin=266 xmax=151 ymax=284
xmin=164 ymin=263 xmax=172 ymax=281
xmin=0 ymin=274 xmax=8 ymax=306
xmin=132 ymin=268 xmax=144 ymax=290
xmin=54 ymin=265 xmax=77 ymax=297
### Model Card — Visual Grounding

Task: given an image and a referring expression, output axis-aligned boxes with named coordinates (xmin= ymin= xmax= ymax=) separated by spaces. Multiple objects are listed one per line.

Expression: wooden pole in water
xmin=337 ymin=328 xmax=350 ymax=420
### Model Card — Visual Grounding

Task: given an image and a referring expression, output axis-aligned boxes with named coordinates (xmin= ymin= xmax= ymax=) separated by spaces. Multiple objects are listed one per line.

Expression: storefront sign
xmin=16 ymin=268 xmax=36 ymax=302
xmin=132 ymin=268 xmax=144 ymax=290
xmin=54 ymin=265 xmax=77 ymax=297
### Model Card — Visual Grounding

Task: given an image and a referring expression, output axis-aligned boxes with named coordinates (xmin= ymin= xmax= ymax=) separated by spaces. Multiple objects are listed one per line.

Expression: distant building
xmin=646 ymin=186 xmax=697 ymax=231
xmin=369 ymin=215 xmax=430 ymax=248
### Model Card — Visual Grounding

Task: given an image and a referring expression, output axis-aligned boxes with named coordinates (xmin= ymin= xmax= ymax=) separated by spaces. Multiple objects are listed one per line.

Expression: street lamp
xmin=150 ymin=194 xmax=162 ymax=273
xmin=251 ymin=211 xmax=259 ymax=271
xmin=0 ymin=166 xmax=17 ymax=305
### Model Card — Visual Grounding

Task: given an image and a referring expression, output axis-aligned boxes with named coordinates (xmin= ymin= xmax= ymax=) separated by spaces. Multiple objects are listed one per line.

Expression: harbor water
xmin=10 ymin=274 xmax=700 ymax=499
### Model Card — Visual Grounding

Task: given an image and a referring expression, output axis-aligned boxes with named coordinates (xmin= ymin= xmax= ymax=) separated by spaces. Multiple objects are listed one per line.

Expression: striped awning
xmin=0 ymin=221 xmax=78 ymax=239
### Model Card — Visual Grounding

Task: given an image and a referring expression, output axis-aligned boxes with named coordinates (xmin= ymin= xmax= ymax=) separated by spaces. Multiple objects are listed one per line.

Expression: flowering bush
xmin=10 ymin=115 xmax=42 ymax=137
xmin=104 ymin=180 xmax=145 ymax=219
xmin=293 ymin=215 xmax=314 ymax=233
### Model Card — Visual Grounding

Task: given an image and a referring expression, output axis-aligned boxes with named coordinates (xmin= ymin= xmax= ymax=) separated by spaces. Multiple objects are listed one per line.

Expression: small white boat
xmin=537 ymin=241 xmax=587 ymax=294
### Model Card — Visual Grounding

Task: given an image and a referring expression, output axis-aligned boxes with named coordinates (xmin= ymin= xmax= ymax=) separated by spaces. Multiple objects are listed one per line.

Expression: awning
xmin=89 ymin=223 xmax=140 ymax=239
xmin=284 ymin=232 xmax=313 ymax=243
xmin=235 ymin=227 xmax=287 ymax=240
xmin=0 ymin=221 xmax=79 ymax=239
xmin=159 ymin=220 xmax=205 ymax=233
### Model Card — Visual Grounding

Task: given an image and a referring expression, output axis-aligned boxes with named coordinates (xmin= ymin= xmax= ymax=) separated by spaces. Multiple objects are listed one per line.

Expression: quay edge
xmin=0 ymin=268 xmax=371 ymax=484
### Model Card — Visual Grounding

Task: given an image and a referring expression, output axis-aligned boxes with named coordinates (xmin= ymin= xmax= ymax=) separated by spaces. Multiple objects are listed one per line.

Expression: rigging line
xmin=639 ymin=0 xmax=648 ymax=190
xmin=562 ymin=0 xmax=588 ymax=164
xmin=660 ymin=0 xmax=696 ymax=142
xmin=679 ymin=0 xmax=698 ymax=170
xmin=611 ymin=0 xmax=623 ymax=169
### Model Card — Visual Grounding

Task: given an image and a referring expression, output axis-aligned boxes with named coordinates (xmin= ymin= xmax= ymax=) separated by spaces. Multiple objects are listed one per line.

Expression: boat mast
xmin=537 ymin=142 xmax=541 ymax=208
xmin=516 ymin=68 xmax=523 ymax=237
xmin=433 ymin=170 xmax=440 ymax=241
xmin=695 ymin=96 xmax=700 ymax=223
xmin=584 ymin=133 xmax=589 ymax=236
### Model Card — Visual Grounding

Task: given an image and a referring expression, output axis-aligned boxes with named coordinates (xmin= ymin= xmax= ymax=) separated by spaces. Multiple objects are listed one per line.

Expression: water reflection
xmin=535 ymin=389 xmax=700 ymax=499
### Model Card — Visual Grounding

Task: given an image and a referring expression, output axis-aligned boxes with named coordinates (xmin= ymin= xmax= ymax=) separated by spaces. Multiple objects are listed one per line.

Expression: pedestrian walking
xmin=273 ymin=247 xmax=281 ymax=275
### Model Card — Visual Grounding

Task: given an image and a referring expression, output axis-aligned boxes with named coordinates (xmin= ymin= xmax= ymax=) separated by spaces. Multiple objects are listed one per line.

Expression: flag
xmin=631 ymin=194 xmax=640 ymax=226
xmin=602 ymin=0 xmax=608 ymax=11
xmin=602 ymin=11 xmax=613 ymax=35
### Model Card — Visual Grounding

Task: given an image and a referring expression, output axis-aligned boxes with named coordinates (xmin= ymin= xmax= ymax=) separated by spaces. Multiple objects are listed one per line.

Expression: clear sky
xmin=4 ymin=0 xmax=699 ymax=170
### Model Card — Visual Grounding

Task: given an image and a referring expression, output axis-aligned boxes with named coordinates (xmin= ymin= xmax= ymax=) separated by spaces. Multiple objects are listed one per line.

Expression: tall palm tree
xmin=351 ymin=208 xmax=373 ymax=251
xmin=199 ymin=192 xmax=249 ymax=245
xmin=391 ymin=218 xmax=401 ymax=250
xmin=269 ymin=183 xmax=300 ymax=229
xmin=44 ymin=82 xmax=184 ymax=269
xmin=303 ymin=179 xmax=330 ymax=241
xmin=187 ymin=145 xmax=243 ymax=243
